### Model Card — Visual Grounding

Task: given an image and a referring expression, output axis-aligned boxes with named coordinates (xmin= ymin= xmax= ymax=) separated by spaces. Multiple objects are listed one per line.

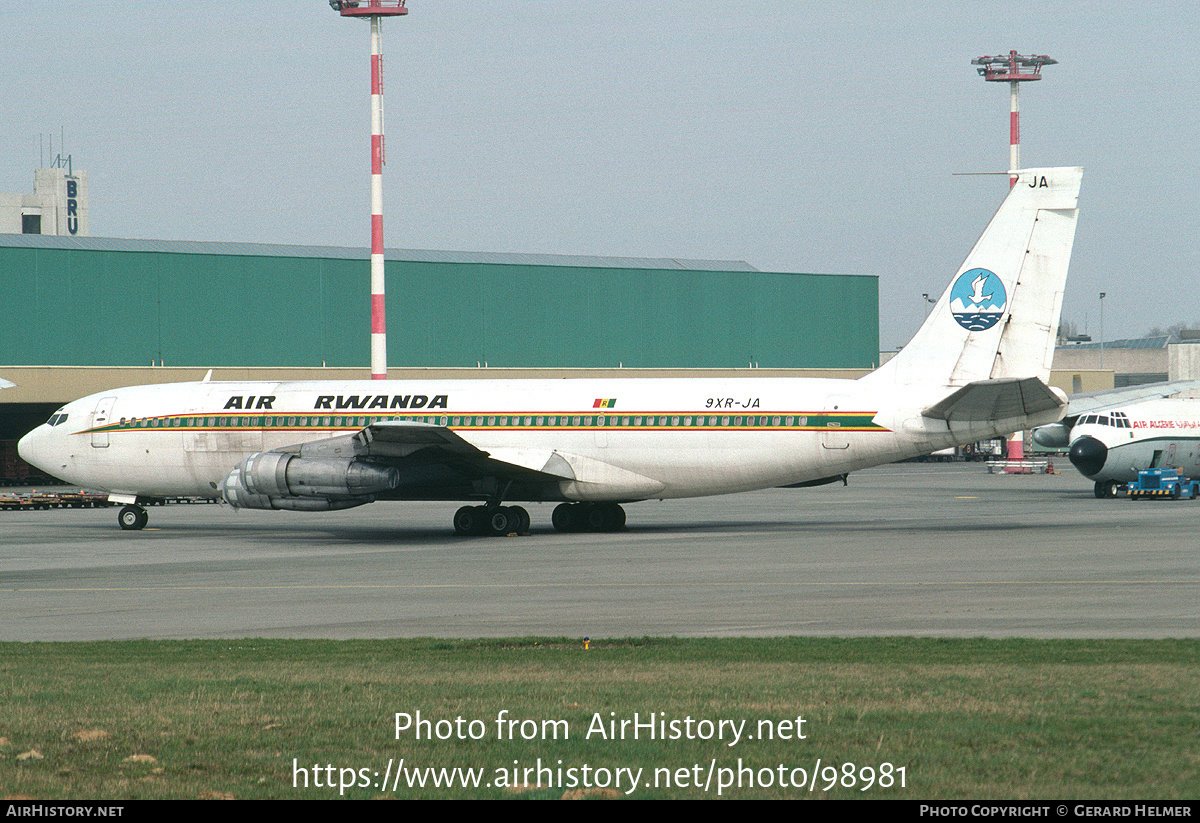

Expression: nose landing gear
xmin=117 ymin=505 xmax=149 ymax=531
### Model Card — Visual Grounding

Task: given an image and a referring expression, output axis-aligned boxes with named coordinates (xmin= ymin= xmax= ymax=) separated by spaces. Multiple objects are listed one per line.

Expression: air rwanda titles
xmin=586 ymin=712 xmax=807 ymax=747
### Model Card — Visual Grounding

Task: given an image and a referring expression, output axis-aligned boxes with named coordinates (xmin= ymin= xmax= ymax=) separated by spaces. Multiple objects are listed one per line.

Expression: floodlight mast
xmin=330 ymin=0 xmax=410 ymax=379
xmin=971 ymin=50 xmax=1057 ymax=188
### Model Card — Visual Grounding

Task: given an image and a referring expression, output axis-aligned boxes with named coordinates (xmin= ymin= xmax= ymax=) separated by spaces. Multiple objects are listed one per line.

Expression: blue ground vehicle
xmin=1127 ymin=468 xmax=1200 ymax=500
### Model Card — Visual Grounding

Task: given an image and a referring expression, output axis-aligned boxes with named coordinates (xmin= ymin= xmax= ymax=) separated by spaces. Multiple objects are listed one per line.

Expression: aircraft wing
xmin=1030 ymin=379 xmax=1200 ymax=449
xmin=352 ymin=420 xmax=573 ymax=481
xmin=921 ymin=377 xmax=1064 ymax=422
xmin=1058 ymin=379 xmax=1200 ymax=420
xmin=274 ymin=419 xmax=665 ymax=500
xmin=354 ymin=420 xmax=493 ymax=460
xmin=0 ymin=378 xmax=14 ymax=389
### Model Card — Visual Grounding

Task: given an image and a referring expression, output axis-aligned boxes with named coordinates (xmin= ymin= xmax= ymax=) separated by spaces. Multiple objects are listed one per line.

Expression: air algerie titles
xmin=223 ymin=394 xmax=449 ymax=411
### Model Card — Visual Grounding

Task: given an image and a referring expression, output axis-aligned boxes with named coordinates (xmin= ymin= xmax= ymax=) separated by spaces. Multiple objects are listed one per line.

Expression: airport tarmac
xmin=1 ymin=463 xmax=1197 ymax=641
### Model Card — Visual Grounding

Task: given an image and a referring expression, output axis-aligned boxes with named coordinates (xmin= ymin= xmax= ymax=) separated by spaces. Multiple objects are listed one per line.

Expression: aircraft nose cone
xmin=17 ymin=426 xmax=48 ymax=471
xmin=1069 ymin=435 xmax=1108 ymax=477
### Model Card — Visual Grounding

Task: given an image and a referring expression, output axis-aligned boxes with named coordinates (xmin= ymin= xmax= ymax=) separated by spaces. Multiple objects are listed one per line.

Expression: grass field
xmin=1 ymin=637 xmax=1198 ymax=800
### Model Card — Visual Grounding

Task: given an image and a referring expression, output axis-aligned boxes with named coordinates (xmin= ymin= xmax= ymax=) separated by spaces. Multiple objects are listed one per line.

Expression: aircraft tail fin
xmin=863 ymin=167 xmax=1082 ymax=388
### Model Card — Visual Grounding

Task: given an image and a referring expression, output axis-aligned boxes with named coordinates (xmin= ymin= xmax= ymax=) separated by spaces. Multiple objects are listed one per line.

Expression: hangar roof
xmin=1059 ymin=336 xmax=1171 ymax=351
xmin=0 ymin=234 xmax=759 ymax=272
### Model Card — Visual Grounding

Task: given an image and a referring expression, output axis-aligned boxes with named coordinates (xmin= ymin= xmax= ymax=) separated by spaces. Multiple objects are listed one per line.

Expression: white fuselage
xmin=1069 ymin=398 xmax=1200 ymax=482
xmin=18 ymin=375 xmax=1050 ymax=503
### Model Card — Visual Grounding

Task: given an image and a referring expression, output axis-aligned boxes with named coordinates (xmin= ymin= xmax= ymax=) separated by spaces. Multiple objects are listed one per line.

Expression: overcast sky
xmin=4 ymin=2 xmax=1196 ymax=350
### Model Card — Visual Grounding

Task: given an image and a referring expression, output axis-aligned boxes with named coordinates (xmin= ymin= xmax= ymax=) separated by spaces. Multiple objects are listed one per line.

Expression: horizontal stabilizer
xmin=0 ymin=378 xmax=14 ymax=389
xmin=922 ymin=377 xmax=1064 ymax=423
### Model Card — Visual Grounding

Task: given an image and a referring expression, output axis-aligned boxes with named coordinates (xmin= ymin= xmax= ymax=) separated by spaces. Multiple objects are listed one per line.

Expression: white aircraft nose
xmin=17 ymin=424 xmax=52 ymax=473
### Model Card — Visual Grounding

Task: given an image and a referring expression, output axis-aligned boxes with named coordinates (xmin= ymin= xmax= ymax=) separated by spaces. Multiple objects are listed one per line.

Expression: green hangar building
xmin=0 ymin=234 xmax=879 ymax=477
xmin=2 ymin=235 xmax=878 ymax=370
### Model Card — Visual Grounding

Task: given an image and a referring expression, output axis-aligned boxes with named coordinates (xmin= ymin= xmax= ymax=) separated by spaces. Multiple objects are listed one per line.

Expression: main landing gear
xmin=451 ymin=502 xmax=628 ymax=535
xmin=118 ymin=504 xmax=149 ymax=531
xmin=453 ymin=505 xmax=531 ymax=537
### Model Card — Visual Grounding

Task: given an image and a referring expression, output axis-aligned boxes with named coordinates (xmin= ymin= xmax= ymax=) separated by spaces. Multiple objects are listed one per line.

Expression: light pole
xmin=972 ymin=51 xmax=1057 ymax=188
xmin=329 ymin=0 xmax=411 ymax=380
xmin=1099 ymin=292 xmax=1106 ymax=373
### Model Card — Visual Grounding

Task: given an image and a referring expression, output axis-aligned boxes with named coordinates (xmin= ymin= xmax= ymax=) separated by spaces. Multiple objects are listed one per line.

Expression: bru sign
xmin=65 ymin=178 xmax=79 ymax=235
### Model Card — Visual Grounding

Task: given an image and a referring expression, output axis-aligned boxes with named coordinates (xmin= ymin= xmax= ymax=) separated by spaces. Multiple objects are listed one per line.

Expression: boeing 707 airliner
xmin=19 ymin=167 xmax=1083 ymax=534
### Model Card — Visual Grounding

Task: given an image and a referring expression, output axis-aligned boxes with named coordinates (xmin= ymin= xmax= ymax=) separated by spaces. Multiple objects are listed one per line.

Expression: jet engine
xmin=1031 ymin=422 xmax=1071 ymax=448
xmin=220 ymin=451 xmax=399 ymax=511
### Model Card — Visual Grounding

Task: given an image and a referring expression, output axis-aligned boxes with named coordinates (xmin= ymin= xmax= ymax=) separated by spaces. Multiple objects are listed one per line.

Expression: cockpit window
xmin=46 ymin=412 xmax=69 ymax=427
xmin=1077 ymin=412 xmax=1130 ymax=429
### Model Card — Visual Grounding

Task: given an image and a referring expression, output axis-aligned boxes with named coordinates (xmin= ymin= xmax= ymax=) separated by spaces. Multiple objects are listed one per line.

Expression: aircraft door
xmin=91 ymin=396 xmax=118 ymax=448
xmin=821 ymin=394 xmax=850 ymax=451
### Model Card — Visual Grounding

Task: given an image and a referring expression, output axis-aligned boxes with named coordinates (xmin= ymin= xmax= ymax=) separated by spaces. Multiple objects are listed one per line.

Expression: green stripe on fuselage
xmin=81 ymin=411 xmax=889 ymax=435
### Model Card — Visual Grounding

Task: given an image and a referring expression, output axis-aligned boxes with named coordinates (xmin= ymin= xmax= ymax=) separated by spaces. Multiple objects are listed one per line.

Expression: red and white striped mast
xmin=972 ymin=51 xmax=1057 ymax=187
xmin=330 ymin=0 xmax=410 ymax=379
